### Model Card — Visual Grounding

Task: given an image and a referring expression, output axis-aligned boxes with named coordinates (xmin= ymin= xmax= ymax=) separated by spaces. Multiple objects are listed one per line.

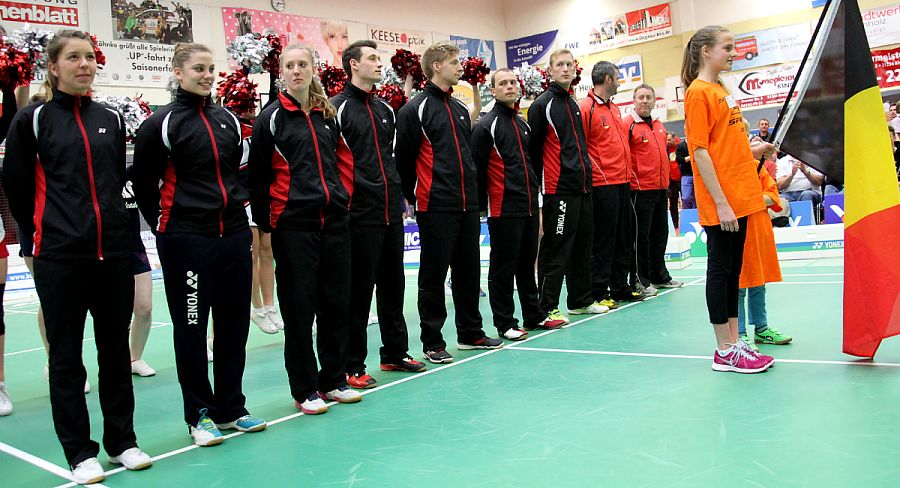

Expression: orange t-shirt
xmin=739 ymin=168 xmax=783 ymax=289
xmin=684 ymin=79 xmax=765 ymax=226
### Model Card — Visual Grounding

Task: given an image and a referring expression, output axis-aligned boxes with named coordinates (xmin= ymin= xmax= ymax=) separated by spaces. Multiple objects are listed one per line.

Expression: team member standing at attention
xmin=529 ymin=49 xmax=608 ymax=324
xmin=3 ymin=30 xmax=152 ymax=483
xmin=473 ymin=69 xmax=565 ymax=340
xmin=623 ymin=84 xmax=683 ymax=291
xmin=681 ymin=26 xmax=775 ymax=373
xmin=133 ymin=42 xmax=267 ymax=446
xmin=249 ymin=44 xmax=361 ymax=413
xmin=396 ymin=42 xmax=502 ymax=364
xmin=578 ymin=61 xmax=647 ymax=307
xmin=332 ymin=40 xmax=426 ymax=389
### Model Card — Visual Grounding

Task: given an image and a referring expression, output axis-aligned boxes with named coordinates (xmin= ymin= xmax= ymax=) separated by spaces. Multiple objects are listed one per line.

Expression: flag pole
xmin=770 ymin=0 xmax=841 ymax=148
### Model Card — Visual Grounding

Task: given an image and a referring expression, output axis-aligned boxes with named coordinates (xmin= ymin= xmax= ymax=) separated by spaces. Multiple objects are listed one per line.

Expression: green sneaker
xmin=548 ymin=309 xmax=569 ymax=324
xmin=755 ymin=327 xmax=792 ymax=345
xmin=738 ymin=334 xmax=759 ymax=352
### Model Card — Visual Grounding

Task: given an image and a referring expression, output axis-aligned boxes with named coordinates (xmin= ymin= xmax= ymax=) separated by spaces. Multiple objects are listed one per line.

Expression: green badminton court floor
xmin=4 ymin=257 xmax=899 ymax=487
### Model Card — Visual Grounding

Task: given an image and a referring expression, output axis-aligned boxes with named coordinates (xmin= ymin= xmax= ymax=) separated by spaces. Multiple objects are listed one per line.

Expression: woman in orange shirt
xmin=681 ymin=25 xmax=776 ymax=374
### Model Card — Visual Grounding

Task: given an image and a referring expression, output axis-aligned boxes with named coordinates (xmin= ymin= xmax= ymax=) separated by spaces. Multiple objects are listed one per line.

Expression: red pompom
xmin=262 ymin=34 xmax=282 ymax=77
xmin=376 ymin=83 xmax=407 ymax=111
xmin=317 ymin=63 xmax=347 ymax=98
xmin=0 ymin=44 xmax=34 ymax=90
xmin=390 ymin=49 xmax=426 ymax=90
xmin=217 ymin=70 xmax=259 ymax=116
xmin=572 ymin=60 xmax=583 ymax=88
xmin=460 ymin=57 xmax=489 ymax=86
xmin=88 ymin=34 xmax=106 ymax=69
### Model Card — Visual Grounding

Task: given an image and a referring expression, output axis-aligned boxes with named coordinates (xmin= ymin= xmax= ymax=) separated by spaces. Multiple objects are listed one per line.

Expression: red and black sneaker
xmin=346 ymin=372 xmax=378 ymax=389
xmin=380 ymin=356 xmax=428 ymax=373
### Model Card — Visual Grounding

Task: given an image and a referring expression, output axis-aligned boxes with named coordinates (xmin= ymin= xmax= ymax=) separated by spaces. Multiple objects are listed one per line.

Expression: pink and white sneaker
xmin=736 ymin=340 xmax=775 ymax=368
xmin=712 ymin=345 xmax=773 ymax=373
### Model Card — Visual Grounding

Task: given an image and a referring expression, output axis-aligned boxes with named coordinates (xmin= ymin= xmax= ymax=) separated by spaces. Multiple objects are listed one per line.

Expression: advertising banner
xmin=505 ymin=30 xmax=556 ymax=67
xmin=222 ymin=7 xmax=367 ymax=68
xmin=560 ymin=3 xmax=672 ymax=56
xmin=872 ymin=46 xmax=900 ymax=89
xmin=730 ymin=23 xmax=811 ymax=71
xmin=0 ymin=0 xmax=82 ymax=28
xmin=366 ymin=23 xmax=432 ymax=60
xmin=450 ymin=35 xmax=496 ymax=70
xmin=862 ymin=4 xmax=900 ymax=48
xmin=720 ymin=63 xmax=800 ymax=108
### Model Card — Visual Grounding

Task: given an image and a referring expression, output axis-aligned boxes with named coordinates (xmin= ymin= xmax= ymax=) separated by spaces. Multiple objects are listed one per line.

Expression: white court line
xmin=4 ymin=322 xmax=173 ymax=358
xmin=506 ymin=346 xmax=900 ymax=368
xmin=0 ymin=441 xmax=110 ymax=487
xmin=49 ymin=278 xmax=702 ymax=486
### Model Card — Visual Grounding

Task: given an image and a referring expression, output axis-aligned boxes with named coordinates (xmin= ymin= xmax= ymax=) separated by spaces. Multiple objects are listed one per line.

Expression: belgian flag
xmin=779 ymin=0 xmax=900 ymax=358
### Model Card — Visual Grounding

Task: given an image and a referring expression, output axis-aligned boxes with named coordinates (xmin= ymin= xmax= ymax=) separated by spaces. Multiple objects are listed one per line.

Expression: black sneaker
xmin=380 ymin=357 xmax=428 ymax=372
xmin=424 ymin=349 xmax=453 ymax=364
xmin=457 ymin=336 xmax=503 ymax=350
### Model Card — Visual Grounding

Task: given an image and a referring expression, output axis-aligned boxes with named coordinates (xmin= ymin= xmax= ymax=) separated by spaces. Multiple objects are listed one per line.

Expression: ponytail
xmin=680 ymin=25 xmax=729 ymax=90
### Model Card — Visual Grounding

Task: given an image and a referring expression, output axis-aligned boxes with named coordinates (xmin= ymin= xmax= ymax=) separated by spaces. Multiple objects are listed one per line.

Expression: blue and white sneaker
xmin=190 ymin=409 xmax=224 ymax=447
xmin=216 ymin=414 xmax=267 ymax=433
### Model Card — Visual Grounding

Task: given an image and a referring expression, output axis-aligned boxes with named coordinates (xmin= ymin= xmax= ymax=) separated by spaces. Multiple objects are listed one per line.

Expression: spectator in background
xmin=675 ymin=129 xmax=694 ymax=209
xmin=887 ymin=103 xmax=900 ymax=132
xmin=776 ymin=154 xmax=824 ymax=205
xmin=755 ymin=118 xmax=771 ymax=141
xmin=666 ymin=132 xmax=681 ymax=230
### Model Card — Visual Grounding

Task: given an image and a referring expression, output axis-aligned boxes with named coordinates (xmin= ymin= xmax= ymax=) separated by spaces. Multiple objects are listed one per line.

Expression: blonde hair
xmin=41 ymin=30 xmax=95 ymax=102
xmin=681 ymin=25 xmax=729 ymax=89
xmin=281 ymin=44 xmax=336 ymax=119
xmin=421 ymin=42 xmax=460 ymax=79
xmin=548 ymin=49 xmax=574 ymax=66
xmin=320 ymin=20 xmax=347 ymax=40
xmin=172 ymin=42 xmax=212 ymax=69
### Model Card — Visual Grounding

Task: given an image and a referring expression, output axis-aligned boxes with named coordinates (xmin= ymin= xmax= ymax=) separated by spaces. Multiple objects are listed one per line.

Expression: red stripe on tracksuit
xmin=542 ymin=130 xmax=562 ymax=194
xmin=487 ymin=148 xmax=505 ymax=217
xmin=414 ymin=138 xmax=435 ymax=211
xmin=158 ymin=158 xmax=177 ymax=232
xmin=269 ymin=149 xmax=291 ymax=229
xmin=336 ymin=136 xmax=355 ymax=206
xmin=32 ymin=157 xmax=46 ymax=257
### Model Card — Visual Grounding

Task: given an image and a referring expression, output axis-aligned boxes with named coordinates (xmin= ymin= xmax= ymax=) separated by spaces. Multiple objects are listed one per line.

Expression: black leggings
xmin=704 ymin=217 xmax=748 ymax=324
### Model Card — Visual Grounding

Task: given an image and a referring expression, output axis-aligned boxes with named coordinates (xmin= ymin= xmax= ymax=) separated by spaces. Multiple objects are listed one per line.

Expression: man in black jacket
xmin=396 ymin=42 xmax=502 ymax=364
xmin=332 ymin=40 xmax=426 ymax=387
xmin=472 ymin=69 xmax=566 ymax=341
xmin=528 ymin=49 xmax=608 ymax=325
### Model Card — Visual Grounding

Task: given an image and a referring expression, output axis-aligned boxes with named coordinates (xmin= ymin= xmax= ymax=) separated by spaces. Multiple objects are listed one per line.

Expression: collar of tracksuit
xmin=175 ymin=87 xmax=212 ymax=107
xmin=344 ymin=82 xmax=377 ymax=101
xmin=51 ymin=88 xmax=93 ymax=108
xmin=277 ymin=90 xmax=324 ymax=113
xmin=492 ymin=101 xmax=520 ymax=117
xmin=548 ymin=81 xmax=574 ymax=97
xmin=424 ymin=81 xmax=453 ymax=98
xmin=589 ymin=90 xmax=613 ymax=106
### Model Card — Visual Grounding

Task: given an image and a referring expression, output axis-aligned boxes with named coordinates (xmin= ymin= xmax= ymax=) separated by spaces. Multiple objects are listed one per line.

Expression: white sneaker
xmin=130 ymin=359 xmax=156 ymax=377
xmin=251 ymin=309 xmax=278 ymax=334
xmin=45 ymin=364 xmax=91 ymax=393
xmin=568 ymin=302 xmax=610 ymax=315
xmin=367 ymin=312 xmax=378 ymax=326
xmin=265 ymin=306 xmax=285 ymax=330
xmin=501 ymin=328 xmax=528 ymax=341
xmin=322 ymin=386 xmax=362 ymax=404
xmin=206 ymin=336 xmax=214 ymax=362
xmin=108 ymin=447 xmax=152 ymax=470
xmin=0 ymin=382 xmax=12 ymax=416
xmin=71 ymin=457 xmax=105 ymax=485
xmin=296 ymin=393 xmax=328 ymax=415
